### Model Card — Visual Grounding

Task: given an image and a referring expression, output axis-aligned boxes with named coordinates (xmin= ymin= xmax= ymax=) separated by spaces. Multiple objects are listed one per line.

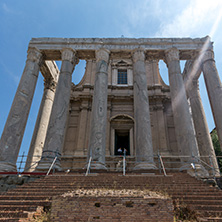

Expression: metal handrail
xmin=123 ymin=150 xmax=126 ymax=176
xmin=158 ymin=155 xmax=167 ymax=176
xmin=85 ymin=156 xmax=92 ymax=176
xmin=194 ymin=156 xmax=220 ymax=176
xmin=46 ymin=156 xmax=58 ymax=176
xmin=14 ymin=153 xmax=222 ymax=176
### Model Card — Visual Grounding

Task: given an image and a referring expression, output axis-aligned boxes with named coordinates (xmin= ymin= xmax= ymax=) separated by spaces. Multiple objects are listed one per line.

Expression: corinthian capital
xmin=44 ymin=78 xmax=57 ymax=92
xmin=132 ymin=48 xmax=145 ymax=63
xmin=201 ymin=49 xmax=215 ymax=64
xmin=95 ymin=48 xmax=110 ymax=63
xmin=27 ymin=47 xmax=42 ymax=64
xmin=61 ymin=48 xmax=77 ymax=64
xmin=165 ymin=47 xmax=179 ymax=64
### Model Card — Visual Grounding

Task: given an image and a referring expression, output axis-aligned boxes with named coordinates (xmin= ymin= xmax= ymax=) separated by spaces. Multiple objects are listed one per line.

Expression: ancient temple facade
xmin=0 ymin=37 xmax=221 ymax=176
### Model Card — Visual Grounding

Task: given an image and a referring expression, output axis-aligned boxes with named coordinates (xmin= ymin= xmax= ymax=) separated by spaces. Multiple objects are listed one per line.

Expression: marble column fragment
xmin=202 ymin=49 xmax=222 ymax=151
xmin=25 ymin=78 xmax=57 ymax=172
xmin=88 ymin=49 xmax=110 ymax=170
xmin=132 ymin=49 xmax=156 ymax=170
xmin=188 ymin=77 xmax=219 ymax=176
xmin=0 ymin=48 xmax=42 ymax=172
xmin=36 ymin=48 xmax=77 ymax=171
xmin=165 ymin=48 xmax=201 ymax=169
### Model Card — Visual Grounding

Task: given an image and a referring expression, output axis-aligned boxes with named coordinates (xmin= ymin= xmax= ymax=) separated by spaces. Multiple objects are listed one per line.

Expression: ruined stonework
xmin=0 ymin=37 xmax=221 ymax=176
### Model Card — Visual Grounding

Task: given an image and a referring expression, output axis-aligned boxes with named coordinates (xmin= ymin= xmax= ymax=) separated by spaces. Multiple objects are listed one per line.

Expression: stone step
xmin=0 ymin=194 xmax=219 ymax=202
xmin=200 ymin=210 xmax=222 ymax=218
xmin=0 ymin=200 xmax=50 ymax=206
xmin=24 ymin=183 xmax=207 ymax=188
xmin=180 ymin=199 xmax=222 ymax=205
xmin=0 ymin=172 xmax=221 ymax=221
xmin=172 ymin=195 xmax=222 ymax=200
xmin=36 ymin=178 xmax=202 ymax=183
xmin=0 ymin=205 xmax=36 ymax=212
xmin=0 ymin=218 xmax=20 ymax=221
xmin=193 ymin=205 xmax=222 ymax=211
xmin=205 ymin=218 xmax=222 ymax=222
xmin=5 ymin=186 xmax=219 ymax=191
xmin=0 ymin=211 xmax=28 ymax=219
xmin=0 ymin=196 xmax=51 ymax=200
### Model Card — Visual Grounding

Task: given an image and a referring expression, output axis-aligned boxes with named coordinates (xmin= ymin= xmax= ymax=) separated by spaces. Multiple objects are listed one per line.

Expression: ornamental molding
xmin=95 ymin=48 xmax=110 ymax=63
xmin=44 ymin=79 xmax=57 ymax=92
xmin=61 ymin=48 xmax=76 ymax=63
xmin=29 ymin=37 xmax=211 ymax=61
xmin=132 ymin=48 xmax=145 ymax=63
xmin=201 ymin=49 xmax=214 ymax=63
xmin=165 ymin=47 xmax=179 ymax=64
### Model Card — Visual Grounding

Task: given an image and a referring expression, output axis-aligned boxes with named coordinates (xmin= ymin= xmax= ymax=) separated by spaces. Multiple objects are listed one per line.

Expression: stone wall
xmin=51 ymin=192 xmax=174 ymax=221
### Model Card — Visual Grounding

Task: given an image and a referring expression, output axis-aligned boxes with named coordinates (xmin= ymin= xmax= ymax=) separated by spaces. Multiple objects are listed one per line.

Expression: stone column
xmin=188 ymin=78 xmax=219 ymax=176
xmin=202 ymin=49 xmax=222 ymax=151
xmin=165 ymin=48 xmax=206 ymax=174
xmin=88 ymin=49 xmax=110 ymax=170
xmin=132 ymin=49 xmax=156 ymax=170
xmin=0 ymin=48 xmax=42 ymax=172
xmin=36 ymin=48 xmax=77 ymax=171
xmin=25 ymin=78 xmax=57 ymax=171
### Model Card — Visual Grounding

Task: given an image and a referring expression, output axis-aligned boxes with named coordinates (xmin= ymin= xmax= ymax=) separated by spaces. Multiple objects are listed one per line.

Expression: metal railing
xmin=158 ymin=155 xmax=167 ymax=176
xmin=12 ymin=153 xmax=222 ymax=177
xmin=85 ymin=156 xmax=92 ymax=176
xmin=46 ymin=156 xmax=58 ymax=176
xmin=123 ymin=149 xmax=126 ymax=176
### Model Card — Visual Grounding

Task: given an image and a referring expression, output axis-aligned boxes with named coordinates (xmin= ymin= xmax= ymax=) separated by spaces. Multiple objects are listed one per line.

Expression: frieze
xmin=29 ymin=37 xmax=211 ymax=61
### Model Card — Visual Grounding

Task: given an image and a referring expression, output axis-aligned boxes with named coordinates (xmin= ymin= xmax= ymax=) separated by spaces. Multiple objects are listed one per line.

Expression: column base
xmin=90 ymin=162 xmax=107 ymax=171
xmin=209 ymin=168 xmax=220 ymax=177
xmin=0 ymin=162 xmax=17 ymax=172
xmin=133 ymin=162 xmax=157 ymax=171
xmin=180 ymin=163 xmax=209 ymax=178
xmin=35 ymin=161 xmax=62 ymax=172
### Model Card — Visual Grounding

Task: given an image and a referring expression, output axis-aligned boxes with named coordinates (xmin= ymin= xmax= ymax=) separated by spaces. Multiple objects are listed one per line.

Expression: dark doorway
xmin=115 ymin=130 xmax=130 ymax=155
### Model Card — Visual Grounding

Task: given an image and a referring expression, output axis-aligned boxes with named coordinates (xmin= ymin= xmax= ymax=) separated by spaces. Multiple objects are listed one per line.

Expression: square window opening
xmin=117 ymin=69 xmax=128 ymax=85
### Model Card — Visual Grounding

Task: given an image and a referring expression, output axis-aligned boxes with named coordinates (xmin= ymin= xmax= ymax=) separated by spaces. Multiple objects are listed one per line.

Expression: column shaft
xmin=202 ymin=49 xmax=222 ymax=151
xmin=88 ymin=49 xmax=109 ymax=170
xmin=133 ymin=49 xmax=156 ymax=170
xmin=36 ymin=48 xmax=77 ymax=171
xmin=188 ymin=79 xmax=219 ymax=175
xmin=25 ymin=79 xmax=57 ymax=171
xmin=165 ymin=48 xmax=199 ymax=167
xmin=0 ymin=48 xmax=42 ymax=171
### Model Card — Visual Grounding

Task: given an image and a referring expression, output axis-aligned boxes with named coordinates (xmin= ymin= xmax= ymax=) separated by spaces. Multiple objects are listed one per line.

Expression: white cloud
xmin=155 ymin=0 xmax=222 ymax=38
xmin=2 ymin=3 xmax=20 ymax=15
xmin=2 ymin=3 xmax=13 ymax=13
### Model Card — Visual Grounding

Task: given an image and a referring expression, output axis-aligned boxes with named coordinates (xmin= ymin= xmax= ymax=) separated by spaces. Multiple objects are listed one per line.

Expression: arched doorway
xmin=110 ymin=115 xmax=134 ymax=156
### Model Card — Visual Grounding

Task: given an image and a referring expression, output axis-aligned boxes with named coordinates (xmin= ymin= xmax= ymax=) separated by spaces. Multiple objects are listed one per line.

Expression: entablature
xmin=29 ymin=36 xmax=212 ymax=61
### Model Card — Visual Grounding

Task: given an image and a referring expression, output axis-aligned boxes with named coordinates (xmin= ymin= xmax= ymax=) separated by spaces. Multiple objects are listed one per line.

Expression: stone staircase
xmin=0 ymin=172 xmax=221 ymax=221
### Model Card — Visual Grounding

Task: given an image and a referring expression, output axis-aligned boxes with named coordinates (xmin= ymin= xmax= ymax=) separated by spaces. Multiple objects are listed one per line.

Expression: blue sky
xmin=0 ymin=0 xmax=222 ymax=158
